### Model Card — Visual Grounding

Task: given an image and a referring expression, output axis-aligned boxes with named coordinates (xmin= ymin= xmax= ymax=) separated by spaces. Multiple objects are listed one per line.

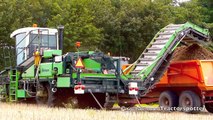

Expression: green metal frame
xmin=125 ymin=22 xmax=209 ymax=80
xmin=9 ymin=70 xmax=19 ymax=102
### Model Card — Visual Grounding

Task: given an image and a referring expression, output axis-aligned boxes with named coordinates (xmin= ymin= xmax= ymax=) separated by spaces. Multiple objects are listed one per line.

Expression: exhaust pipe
xmin=57 ymin=25 xmax=64 ymax=50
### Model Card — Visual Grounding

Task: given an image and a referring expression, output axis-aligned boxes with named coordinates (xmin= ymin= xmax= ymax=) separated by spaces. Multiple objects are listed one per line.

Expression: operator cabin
xmin=10 ymin=25 xmax=58 ymax=66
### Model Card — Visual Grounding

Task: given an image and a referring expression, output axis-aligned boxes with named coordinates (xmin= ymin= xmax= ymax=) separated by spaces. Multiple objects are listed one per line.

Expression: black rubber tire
xmin=159 ymin=91 xmax=178 ymax=111
xmin=179 ymin=91 xmax=202 ymax=114
xmin=205 ymin=103 xmax=213 ymax=113
xmin=36 ymin=83 xmax=57 ymax=107
xmin=104 ymin=93 xmax=114 ymax=110
xmin=66 ymin=93 xmax=106 ymax=109
xmin=64 ymin=96 xmax=79 ymax=108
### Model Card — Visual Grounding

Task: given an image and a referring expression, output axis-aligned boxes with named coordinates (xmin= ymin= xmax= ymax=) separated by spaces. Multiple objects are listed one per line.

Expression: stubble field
xmin=0 ymin=103 xmax=212 ymax=120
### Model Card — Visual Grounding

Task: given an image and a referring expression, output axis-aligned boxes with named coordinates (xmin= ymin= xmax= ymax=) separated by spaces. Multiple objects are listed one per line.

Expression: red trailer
xmin=140 ymin=60 xmax=213 ymax=113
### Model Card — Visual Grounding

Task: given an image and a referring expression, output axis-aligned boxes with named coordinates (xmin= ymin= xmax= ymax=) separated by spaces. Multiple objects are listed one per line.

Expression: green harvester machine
xmin=0 ymin=22 xmax=210 ymax=109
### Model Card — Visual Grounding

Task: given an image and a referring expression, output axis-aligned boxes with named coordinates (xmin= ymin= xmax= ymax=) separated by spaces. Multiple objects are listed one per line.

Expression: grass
xmin=0 ymin=103 xmax=212 ymax=120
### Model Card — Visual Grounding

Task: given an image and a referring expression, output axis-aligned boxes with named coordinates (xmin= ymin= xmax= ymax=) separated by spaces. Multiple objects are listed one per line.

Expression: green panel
xmin=184 ymin=22 xmax=209 ymax=36
xmin=53 ymin=62 xmax=63 ymax=75
xmin=39 ymin=63 xmax=53 ymax=77
xmin=43 ymin=50 xmax=62 ymax=58
xmin=57 ymin=77 xmax=70 ymax=87
xmin=22 ymin=65 xmax=35 ymax=78
xmin=17 ymin=89 xmax=26 ymax=98
xmin=83 ymin=59 xmax=101 ymax=72
xmin=9 ymin=70 xmax=19 ymax=102
xmin=72 ymin=73 xmax=117 ymax=79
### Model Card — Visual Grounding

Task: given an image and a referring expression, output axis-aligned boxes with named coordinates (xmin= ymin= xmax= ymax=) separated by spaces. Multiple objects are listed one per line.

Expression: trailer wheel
xmin=205 ymin=103 xmax=213 ymax=113
xmin=36 ymin=83 xmax=56 ymax=107
xmin=159 ymin=91 xmax=178 ymax=111
xmin=179 ymin=91 xmax=202 ymax=114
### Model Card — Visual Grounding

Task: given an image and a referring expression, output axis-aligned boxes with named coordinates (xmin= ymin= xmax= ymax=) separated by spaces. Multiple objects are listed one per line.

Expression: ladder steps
xmin=129 ymin=23 xmax=185 ymax=78
xmin=158 ymin=32 xmax=173 ymax=35
xmin=154 ymin=39 xmax=169 ymax=42
xmin=163 ymin=28 xmax=177 ymax=31
xmin=147 ymin=48 xmax=162 ymax=51
xmin=155 ymin=37 xmax=170 ymax=41
xmin=134 ymin=66 xmax=146 ymax=71
xmin=167 ymin=25 xmax=183 ymax=28
xmin=158 ymin=34 xmax=172 ymax=38
xmin=151 ymin=42 xmax=166 ymax=45
xmin=9 ymin=70 xmax=18 ymax=102
xmin=131 ymin=70 xmax=141 ymax=74
xmin=153 ymin=41 xmax=167 ymax=45
xmin=143 ymin=52 xmax=158 ymax=56
xmin=136 ymin=63 xmax=149 ymax=66
xmin=139 ymin=58 xmax=154 ymax=63
xmin=139 ymin=58 xmax=155 ymax=61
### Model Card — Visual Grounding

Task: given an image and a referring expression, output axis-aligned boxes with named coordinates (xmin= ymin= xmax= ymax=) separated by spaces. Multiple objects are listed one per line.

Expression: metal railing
xmin=15 ymin=29 xmax=50 ymax=66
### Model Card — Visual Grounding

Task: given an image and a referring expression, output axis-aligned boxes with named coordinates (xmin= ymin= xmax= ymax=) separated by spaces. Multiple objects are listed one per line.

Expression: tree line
xmin=0 ymin=0 xmax=212 ymax=68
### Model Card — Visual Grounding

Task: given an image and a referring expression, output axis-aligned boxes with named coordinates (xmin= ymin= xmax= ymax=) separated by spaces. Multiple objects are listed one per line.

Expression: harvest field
xmin=0 ymin=103 xmax=212 ymax=120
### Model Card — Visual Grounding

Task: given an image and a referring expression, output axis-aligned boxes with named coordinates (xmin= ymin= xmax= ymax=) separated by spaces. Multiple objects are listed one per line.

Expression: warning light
xmin=33 ymin=24 xmax=38 ymax=27
xmin=75 ymin=42 xmax=81 ymax=48
xmin=75 ymin=58 xmax=84 ymax=68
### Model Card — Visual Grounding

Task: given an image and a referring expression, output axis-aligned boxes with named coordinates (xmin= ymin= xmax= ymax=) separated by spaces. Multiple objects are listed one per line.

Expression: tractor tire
xmin=65 ymin=93 xmax=106 ymax=109
xmin=104 ymin=93 xmax=115 ymax=110
xmin=205 ymin=103 xmax=213 ymax=113
xmin=64 ymin=96 xmax=79 ymax=108
xmin=179 ymin=91 xmax=202 ymax=114
xmin=159 ymin=91 xmax=178 ymax=111
xmin=104 ymin=102 xmax=114 ymax=110
xmin=36 ymin=83 xmax=57 ymax=107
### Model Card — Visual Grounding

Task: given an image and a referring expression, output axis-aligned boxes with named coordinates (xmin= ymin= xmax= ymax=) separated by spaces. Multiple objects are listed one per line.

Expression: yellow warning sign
xmin=75 ymin=58 xmax=84 ymax=68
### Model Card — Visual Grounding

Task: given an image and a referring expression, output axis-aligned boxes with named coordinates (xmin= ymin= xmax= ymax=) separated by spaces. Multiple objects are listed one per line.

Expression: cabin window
xmin=16 ymin=33 xmax=26 ymax=65
xmin=29 ymin=34 xmax=57 ymax=49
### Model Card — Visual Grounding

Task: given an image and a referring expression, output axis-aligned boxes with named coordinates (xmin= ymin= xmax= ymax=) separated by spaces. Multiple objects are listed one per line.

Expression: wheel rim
xmin=183 ymin=97 xmax=192 ymax=107
xmin=162 ymin=97 xmax=170 ymax=107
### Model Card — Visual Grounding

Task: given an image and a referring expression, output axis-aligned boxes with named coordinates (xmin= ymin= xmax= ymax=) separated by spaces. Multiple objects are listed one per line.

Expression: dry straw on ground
xmin=0 ymin=103 xmax=212 ymax=120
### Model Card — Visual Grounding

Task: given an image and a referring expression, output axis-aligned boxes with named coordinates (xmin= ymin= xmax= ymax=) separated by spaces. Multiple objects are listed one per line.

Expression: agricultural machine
xmin=0 ymin=22 xmax=210 ymax=110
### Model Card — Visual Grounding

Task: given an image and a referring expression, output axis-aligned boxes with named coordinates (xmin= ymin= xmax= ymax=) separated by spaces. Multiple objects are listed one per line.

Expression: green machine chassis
xmin=0 ymin=22 xmax=210 ymax=108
